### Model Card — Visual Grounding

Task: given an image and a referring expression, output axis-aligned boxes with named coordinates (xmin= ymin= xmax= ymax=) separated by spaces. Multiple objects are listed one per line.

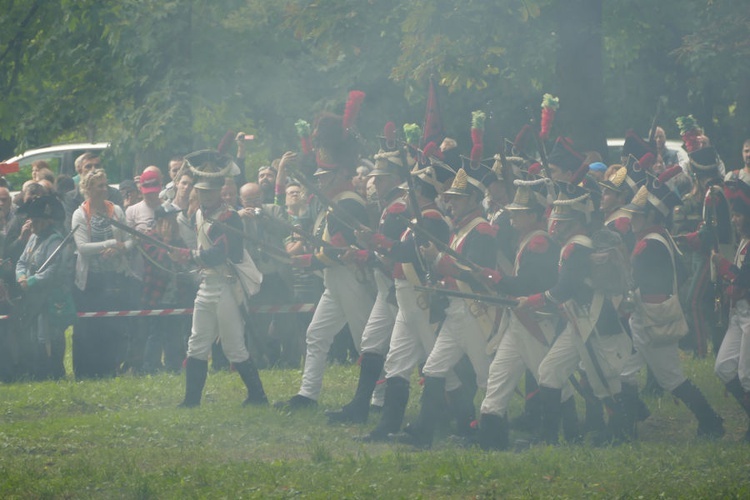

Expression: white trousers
xmin=422 ymin=297 xmax=490 ymax=389
xmin=480 ymin=313 xmax=571 ymax=416
xmin=621 ymin=312 xmax=686 ymax=392
xmin=383 ymin=280 xmax=460 ymax=390
xmin=360 ymin=270 xmax=398 ymax=356
xmin=187 ymin=276 xmax=249 ymax=364
xmin=298 ymin=265 xmax=375 ymax=400
xmin=539 ymin=321 xmax=631 ymax=399
xmin=715 ymin=299 xmax=750 ymax=391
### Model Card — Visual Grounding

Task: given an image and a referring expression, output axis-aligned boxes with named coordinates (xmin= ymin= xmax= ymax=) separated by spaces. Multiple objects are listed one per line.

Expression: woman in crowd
xmin=71 ymin=169 xmax=134 ymax=378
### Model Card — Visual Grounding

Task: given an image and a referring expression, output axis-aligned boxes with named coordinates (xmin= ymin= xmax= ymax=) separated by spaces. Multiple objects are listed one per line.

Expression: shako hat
xmin=689 ymin=146 xmax=720 ymax=178
xmin=549 ymin=183 xmax=594 ymax=221
xmin=185 ymin=150 xmax=238 ymax=190
xmin=547 ymin=136 xmax=585 ymax=174
xmin=18 ymin=194 xmax=64 ymax=221
xmin=621 ymin=129 xmax=654 ymax=160
xmin=506 ymin=178 xmax=548 ymax=211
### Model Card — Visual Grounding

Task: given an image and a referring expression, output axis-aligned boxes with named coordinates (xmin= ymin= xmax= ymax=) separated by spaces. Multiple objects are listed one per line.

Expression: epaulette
xmin=528 ymin=234 xmax=549 ymax=253
xmin=561 ymin=242 xmax=578 ymax=261
xmin=613 ymin=217 xmax=631 ymax=234
xmin=475 ymin=221 xmax=498 ymax=237
xmin=633 ymin=239 xmax=648 ymax=257
xmin=422 ymin=208 xmax=444 ymax=220
xmin=386 ymin=202 xmax=407 ymax=215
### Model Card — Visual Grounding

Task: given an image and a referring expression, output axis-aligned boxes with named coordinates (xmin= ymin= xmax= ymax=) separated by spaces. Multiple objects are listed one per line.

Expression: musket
xmin=36 ymin=224 xmax=80 ymax=274
xmin=288 ymin=167 xmax=368 ymax=236
xmin=647 ymin=96 xmax=666 ymax=145
xmin=104 ymin=216 xmax=174 ymax=252
xmin=705 ymin=185 xmax=726 ymax=328
xmin=526 ymin=106 xmax=553 ymax=180
xmin=397 ymin=214 xmax=484 ymax=275
xmin=252 ymin=208 xmax=335 ymax=251
xmin=414 ymin=285 xmax=518 ymax=307
xmin=206 ymin=215 xmax=293 ymax=265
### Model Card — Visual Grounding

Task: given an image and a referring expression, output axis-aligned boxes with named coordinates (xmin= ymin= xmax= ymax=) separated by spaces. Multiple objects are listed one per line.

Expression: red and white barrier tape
xmin=0 ymin=303 xmax=316 ymax=320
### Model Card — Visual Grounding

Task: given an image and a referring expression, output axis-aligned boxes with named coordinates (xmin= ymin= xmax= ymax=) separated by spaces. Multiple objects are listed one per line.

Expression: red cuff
xmin=717 ymin=257 xmax=735 ymax=281
xmin=352 ymin=250 xmax=370 ymax=265
xmin=483 ymin=267 xmax=502 ymax=285
xmin=371 ymin=233 xmax=394 ymax=251
xmin=526 ymin=293 xmax=545 ymax=309
xmin=330 ymin=232 xmax=348 ymax=248
xmin=295 ymin=254 xmax=313 ymax=267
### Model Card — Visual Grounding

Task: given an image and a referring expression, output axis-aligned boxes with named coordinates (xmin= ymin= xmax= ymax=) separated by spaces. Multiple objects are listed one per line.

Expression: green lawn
xmin=0 ymin=345 xmax=749 ymax=498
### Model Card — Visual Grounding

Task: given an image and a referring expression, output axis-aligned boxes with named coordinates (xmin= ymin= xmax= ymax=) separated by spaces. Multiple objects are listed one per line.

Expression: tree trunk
xmin=556 ymin=0 xmax=606 ymax=159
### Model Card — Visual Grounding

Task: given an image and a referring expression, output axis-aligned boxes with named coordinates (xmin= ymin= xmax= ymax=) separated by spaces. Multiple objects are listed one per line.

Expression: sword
xmin=36 ymin=224 xmax=80 ymax=274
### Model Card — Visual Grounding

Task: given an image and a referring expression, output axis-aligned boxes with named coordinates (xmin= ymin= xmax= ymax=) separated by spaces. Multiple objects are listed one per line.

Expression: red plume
xmin=384 ymin=121 xmax=396 ymax=149
xmin=527 ymin=162 xmax=542 ymax=176
xmin=422 ymin=141 xmax=443 ymax=161
xmin=217 ymin=130 xmax=235 ymax=155
xmin=638 ymin=152 xmax=656 ymax=172
xmin=656 ymin=164 xmax=683 ymax=185
xmin=342 ymin=90 xmax=366 ymax=134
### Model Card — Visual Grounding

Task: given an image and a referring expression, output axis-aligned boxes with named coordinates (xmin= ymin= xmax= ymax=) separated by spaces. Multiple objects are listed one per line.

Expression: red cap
xmin=139 ymin=170 xmax=162 ymax=194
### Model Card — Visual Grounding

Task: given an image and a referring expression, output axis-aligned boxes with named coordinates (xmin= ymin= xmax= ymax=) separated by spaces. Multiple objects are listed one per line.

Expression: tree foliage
xmin=0 ymin=0 xmax=747 ymax=172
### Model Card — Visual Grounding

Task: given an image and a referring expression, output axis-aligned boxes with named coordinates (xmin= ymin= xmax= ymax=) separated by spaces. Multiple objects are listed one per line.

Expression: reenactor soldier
xmin=476 ymin=178 xmax=562 ymax=450
xmin=395 ymin=165 xmax=498 ymax=448
xmin=173 ymin=150 xmax=267 ymax=408
xmin=278 ymin=92 xmax=377 ymax=410
xmin=620 ymin=167 xmax=725 ymax=439
xmin=712 ymin=178 xmax=750 ymax=442
xmin=678 ymin=146 xmax=732 ymax=357
xmin=325 ymin=147 xmax=409 ymax=424
xmin=356 ymin=163 xmax=455 ymax=442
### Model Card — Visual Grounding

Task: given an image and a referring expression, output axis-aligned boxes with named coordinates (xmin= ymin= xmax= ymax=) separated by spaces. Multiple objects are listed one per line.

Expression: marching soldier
xmin=325 ymin=148 xmax=408 ymax=424
xmin=476 ymin=178 xmax=562 ymax=450
xmin=526 ymin=179 xmax=633 ymax=445
xmin=620 ymin=167 xmax=725 ymax=439
xmin=278 ymin=94 xmax=377 ymax=410
xmin=171 ymin=150 xmax=267 ymax=408
xmin=395 ymin=166 xmax=498 ymax=448
xmin=356 ymin=163 xmax=456 ymax=442
xmin=679 ymin=146 xmax=732 ymax=357
xmin=712 ymin=178 xmax=750 ymax=442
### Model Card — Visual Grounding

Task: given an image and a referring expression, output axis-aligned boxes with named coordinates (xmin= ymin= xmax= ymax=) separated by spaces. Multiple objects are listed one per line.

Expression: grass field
xmin=1 ymin=341 xmax=749 ymax=498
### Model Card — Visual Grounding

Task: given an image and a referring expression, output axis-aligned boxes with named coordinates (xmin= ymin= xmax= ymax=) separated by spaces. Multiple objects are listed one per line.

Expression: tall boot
xmin=725 ymin=377 xmax=750 ymax=442
xmin=598 ymin=395 xmax=632 ymax=445
xmin=479 ymin=413 xmax=509 ymax=451
xmin=672 ymin=379 xmax=725 ymax=439
xmin=178 ymin=357 xmax=208 ymax=408
xmin=510 ymin=371 xmax=542 ymax=433
xmin=621 ymin=382 xmax=650 ymax=422
xmin=579 ymin=373 xmax=606 ymax=434
xmin=326 ymin=352 xmax=385 ymax=424
xmin=539 ymin=386 xmax=563 ymax=445
xmin=396 ymin=376 xmax=445 ymax=448
xmin=234 ymin=358 xmax=268 ymax=406
xmin=356 ymin=376 xmax=410 ymax=442
xmin=446 ymin=384 xmax=477 ymax=438
xmin=561 ymin=397 xmax=581 ymax=444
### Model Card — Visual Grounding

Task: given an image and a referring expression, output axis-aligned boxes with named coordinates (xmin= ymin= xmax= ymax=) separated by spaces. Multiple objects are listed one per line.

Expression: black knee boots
xmin=725 ymin=377 xmax=750 ymax=442
xmin=478 ymin=413 xmax=510 ymax=451
xmin=539 ymin=386 xmax=563 ymax=445
xmin=179 ymin=357 xmax=208 ymax=408
xmin=672 ymin=379 xmax=725 ymax=439
xmin=235 ymin=358 xmax=268 ymax=406
xmin=326 ymin=352 xmax=385 ymax=424
xmin=357 ymin=376 xmax=410 ymax=442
